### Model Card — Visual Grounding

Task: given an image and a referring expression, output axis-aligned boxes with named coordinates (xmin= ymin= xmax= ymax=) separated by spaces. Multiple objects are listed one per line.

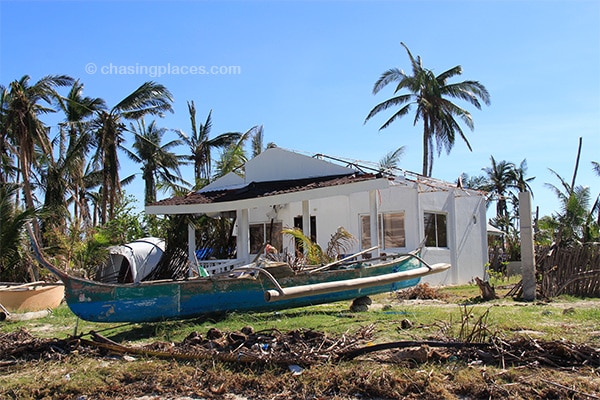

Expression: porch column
xmin=187 ymin=222 xmax=196 ymax=277
xmin=369 ymin=190 xmax=380 ymax=257
xmin=237 ymin=208 xmax=250 ymax=263
xmin=302 ymin=200 xmax=310 ymax=239
xmin=449 ymin=190 xmax=459 ymax=285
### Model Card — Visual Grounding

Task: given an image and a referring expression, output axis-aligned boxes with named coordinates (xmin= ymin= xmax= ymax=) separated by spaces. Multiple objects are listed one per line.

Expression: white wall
xmin=246 ymin=184 xmax=487 ymax=285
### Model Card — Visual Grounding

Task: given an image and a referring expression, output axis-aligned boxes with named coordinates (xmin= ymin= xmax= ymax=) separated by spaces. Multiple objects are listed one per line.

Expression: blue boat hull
xmin=34 ymin=248 xmax=446 ymax=323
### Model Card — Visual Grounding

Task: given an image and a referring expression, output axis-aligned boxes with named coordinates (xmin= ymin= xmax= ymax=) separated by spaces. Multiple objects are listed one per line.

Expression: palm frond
xmin=378 ymin=146 xmax=405 ymax=172
xmin=325 ymin=227 xmax=356 ymax=260
xmin=115 ymin=81 xmax=174 ymax=120
xmin=281 ymin=227 xmax=325 ymax=265
xmin=372 ymin=68 xmax=405 ymax=95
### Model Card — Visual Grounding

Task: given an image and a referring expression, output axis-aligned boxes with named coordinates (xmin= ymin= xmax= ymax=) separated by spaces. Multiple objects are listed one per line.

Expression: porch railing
xmin=196 ymin=259 xmax=250 ymax=275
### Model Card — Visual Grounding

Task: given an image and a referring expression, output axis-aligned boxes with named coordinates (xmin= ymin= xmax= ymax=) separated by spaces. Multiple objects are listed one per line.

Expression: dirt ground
xmin=1 ymin=292 xmax=600 ymax=399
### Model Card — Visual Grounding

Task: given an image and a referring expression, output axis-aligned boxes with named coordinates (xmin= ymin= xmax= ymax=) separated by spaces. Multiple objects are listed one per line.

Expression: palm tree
xmin=593 ymin=161 xmax=600 ymax=226
xmin=378 ymin=146 xmax=405 ymax=174
xmin=0 ymin=85 xmax=16 ymax=184
xmin=365 ymin=43 xmax=490 ymax=177
xmin=545 ymin=168 xmax=595 ymax=244
xmin=457 ymin=172 xmax=488 ymax=190
xmin=4 ymin=75 xmax=74 ymax=211
xmin=57 ymin=80 xmax=106 ymax=222
xmin=92 ymin=82 xmax=173 ymax=223
xmin=39 ymin=130 xmax=91 ymax=238
xmin=481 ymin=156 xmax=516 ymax=224
xmin=0 ymin=183 xmax=39 ymax=282
xmin=505 ymin=159 xmax=535 ymax=215
xmin=511 ymin=159 xmax=535 ymax=193
xmin=214 ymin=125 xmax=262 ymax=179
xmin=176 ymin=101 xmax=242 ymax=189
xmin=125 ymin=119 xmax=187 ymax=205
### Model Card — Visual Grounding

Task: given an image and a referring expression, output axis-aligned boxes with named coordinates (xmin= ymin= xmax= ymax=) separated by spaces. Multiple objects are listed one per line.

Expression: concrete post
xmin=369 ymin=190 xmax=380 ymax=258
xmin=519 ymin=192 xmax=536 ymax=301
xmin=302 ymin=200 xmax=310 ymax=240
xmin=237 ymin=208 xmax=249 ymax=263
xmin=188 ymin=222 xmax=196 ymax=277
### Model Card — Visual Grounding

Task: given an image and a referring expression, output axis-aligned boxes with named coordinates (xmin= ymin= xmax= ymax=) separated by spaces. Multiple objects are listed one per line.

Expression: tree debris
xmin=475 ymin=276 xmax=498 ymax=301
xmin=1 ymin=325 xmax=599 ymax=370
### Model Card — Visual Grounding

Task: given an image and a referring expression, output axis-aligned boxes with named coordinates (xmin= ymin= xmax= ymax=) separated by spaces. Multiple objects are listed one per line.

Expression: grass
xmin=1 ymin=279 xmax=600 ymax=399
xmin=3 ymin=280 xmax=599 ymax=345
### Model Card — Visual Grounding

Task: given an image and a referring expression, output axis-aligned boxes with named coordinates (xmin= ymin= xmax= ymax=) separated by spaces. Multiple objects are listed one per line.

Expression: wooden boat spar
xmin=31 ymin=237 xmax=450 ymax=323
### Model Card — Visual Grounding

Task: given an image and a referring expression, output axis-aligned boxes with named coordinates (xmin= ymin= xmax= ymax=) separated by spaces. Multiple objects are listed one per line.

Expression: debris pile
xmin=396 ymin=282 xmax=447 ymax=300
xmin=1 ymin=326 xmax=599 ymax=369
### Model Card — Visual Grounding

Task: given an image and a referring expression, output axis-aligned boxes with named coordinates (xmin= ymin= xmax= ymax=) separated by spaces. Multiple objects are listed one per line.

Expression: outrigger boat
xmin=0 ymin=281 xmax=64 ymax=313
xmin=31 ymin=235 xmax=450 ymax=323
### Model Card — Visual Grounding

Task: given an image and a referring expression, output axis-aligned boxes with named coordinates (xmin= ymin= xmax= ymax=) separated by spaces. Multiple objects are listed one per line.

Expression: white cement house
xmin=146 ymin=146 xmax=489 ymax=285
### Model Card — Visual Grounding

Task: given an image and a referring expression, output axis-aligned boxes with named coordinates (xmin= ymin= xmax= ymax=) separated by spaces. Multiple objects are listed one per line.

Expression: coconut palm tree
xmin=125 ymin=119 xmax=187 ymax=205
xmin=511 ymin=159 xmax=535 ymax=193
xmin=92 ymin=82 xmax=173 ymax=223
xmin=481 ymin=156 xmax=516 ymax=224
xmin=545 ymin=168 xmax=595 ymax=244
xmin=39 ymin=130 xmax=92 ymax=238
xmin=176 ymin=101 xmax=242 ymax=189
xmin=0 ymin=183 xmax=39 ymax=281
xmin=56 ymin=80 xmax=106 ymax=222
xmin=365 ymin=43 xmax=490 ymax=177
xmin=251 ymin=125 xmax=264 ymax=158
xmin=0 ymin=85 xmax=16 ymax=184
xmin=457 ymin=172 xmax=488 ymax=190
xmin=504 ymin=159 xmax=536 ymax=215
xmin=4 ymin=75 xmax=74 ymax=211
xmin=214 ymin=125 xmax=262 ymax=179
xmin=378 ymin=146 xmax=405 ymax=174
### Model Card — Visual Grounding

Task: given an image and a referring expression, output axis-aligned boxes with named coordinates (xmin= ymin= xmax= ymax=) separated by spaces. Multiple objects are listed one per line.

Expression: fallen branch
xmin=337 ymin=340 xmax=490 ymax=361
xmin=539 ymin=378 xmax=600 ymax=400
xmin=0 ymin=309 xmax=52 ymax=322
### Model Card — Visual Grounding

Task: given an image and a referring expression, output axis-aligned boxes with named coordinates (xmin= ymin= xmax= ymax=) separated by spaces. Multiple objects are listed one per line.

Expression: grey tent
xmin=95 ymin=237 xmax=165 ymax=283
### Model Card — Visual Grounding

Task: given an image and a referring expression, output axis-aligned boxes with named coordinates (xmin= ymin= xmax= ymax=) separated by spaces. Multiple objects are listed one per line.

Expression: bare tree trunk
xmin=570 ymin=137 xmax=582 ymax=191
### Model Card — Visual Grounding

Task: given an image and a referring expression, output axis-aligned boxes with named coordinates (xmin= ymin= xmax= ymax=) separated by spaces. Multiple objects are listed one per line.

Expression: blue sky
xmin=1 ymin=0 xmax=599 ymax=219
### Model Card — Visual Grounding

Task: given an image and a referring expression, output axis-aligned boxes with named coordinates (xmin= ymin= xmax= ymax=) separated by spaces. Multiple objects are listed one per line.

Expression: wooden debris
xmin=475 ymin=277 xmax=498 ymax=300
xmin=1 ymin=326 xmax=599 ymax=369
xmin=0 ymin=309 xmax=51 ymax=322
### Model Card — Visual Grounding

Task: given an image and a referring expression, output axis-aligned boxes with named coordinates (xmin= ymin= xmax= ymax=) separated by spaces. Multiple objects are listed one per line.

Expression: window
xmin=382 ymin=213 xmax=406 ymax=248
xmin=293 ymin=216 xmax=316 ymax=243
xmin=291 ymin=216 xmax=317 ymax=253
xmin=423 ymin=212 xmax=447 ymax=247
xmin=250 ymin=221 xmax=283 ymax=253
xmin=360 ymin=212 xmax=406 ymax=249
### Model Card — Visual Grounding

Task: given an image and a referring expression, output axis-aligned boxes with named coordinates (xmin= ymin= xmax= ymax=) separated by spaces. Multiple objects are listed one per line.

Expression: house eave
xmin=146 ymin=177 xmax=391 ymax=215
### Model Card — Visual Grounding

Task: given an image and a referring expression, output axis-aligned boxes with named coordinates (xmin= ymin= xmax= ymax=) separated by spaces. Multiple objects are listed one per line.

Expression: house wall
xmin=418 ymin=190 xmax=487 ymax=285
xmin=247 ymin=182 xmax=487 ymax=285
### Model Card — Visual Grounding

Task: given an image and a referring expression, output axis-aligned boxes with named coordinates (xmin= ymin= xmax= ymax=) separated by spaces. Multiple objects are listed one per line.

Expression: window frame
xmin=423 ymin=211 xmax=448 ymax=248
xmin=249 ymin=220 xmax=283 ymax=254
xmin=360 ymin=211 xmax=406 ymax=250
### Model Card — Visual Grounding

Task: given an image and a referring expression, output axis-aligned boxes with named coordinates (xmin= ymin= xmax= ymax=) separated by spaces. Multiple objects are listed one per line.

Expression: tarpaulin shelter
xmin=95 ymin=237 xmax=165 ymax=283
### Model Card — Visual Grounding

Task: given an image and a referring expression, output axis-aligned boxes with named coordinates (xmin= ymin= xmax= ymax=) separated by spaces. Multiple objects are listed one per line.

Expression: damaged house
xmin=146 ymin=146 xmax=488 ymax=285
